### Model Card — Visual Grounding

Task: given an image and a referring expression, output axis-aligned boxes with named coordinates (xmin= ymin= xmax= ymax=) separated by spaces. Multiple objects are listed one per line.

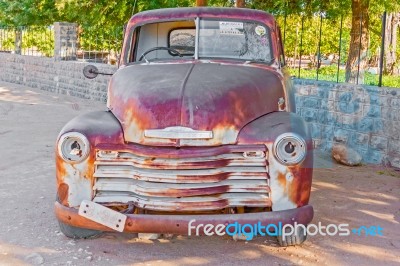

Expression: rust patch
xmin=143 ymin=186 xmax=231 ymax=197
xmin=287 ymin=165 xmax=312 ymax=207
xmin=108 ymin=63 xmax=284 ymax=146
xmin=277 ymin=171 xmax=287 ymax=192
xmin=57 ymin=183 xmax=69 ymax=206
xmin=56 ymin=156 xmax=66 ymax=184
xmin=86 ymin=153 xmax=96 ymax=199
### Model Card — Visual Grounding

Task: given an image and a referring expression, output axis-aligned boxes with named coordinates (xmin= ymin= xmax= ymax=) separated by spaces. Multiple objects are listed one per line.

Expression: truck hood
xmin=108 ymin=62 xmax=284 ymax=146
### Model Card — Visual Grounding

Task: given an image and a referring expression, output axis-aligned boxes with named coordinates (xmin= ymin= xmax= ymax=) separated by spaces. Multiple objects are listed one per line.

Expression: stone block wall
xmin=0 ymin=53 xmax=116 ymax=102
xmin=293 ymin=79 xmax=400 ymax=167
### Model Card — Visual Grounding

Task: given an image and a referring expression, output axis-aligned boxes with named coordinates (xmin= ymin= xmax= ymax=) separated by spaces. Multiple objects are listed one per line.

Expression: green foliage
xmin=276 ymin=14 xmax=353 ymax=69
xmin=21 ymin=27 xmax=54 ymax=56
xmin=78 ymin=27 xmax=123 ymax=53
xmin=289 ymin=65 xmax=400 ymax=88
xmin=0 ymin=28 xmax=15 ymax=50
xmin=0 ymin=0 xmax=58 ymax=26
xmin=0 ymin=27 xmax=54 ymax=56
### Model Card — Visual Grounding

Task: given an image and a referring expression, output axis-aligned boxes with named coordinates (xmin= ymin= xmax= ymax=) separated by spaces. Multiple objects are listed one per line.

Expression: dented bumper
xmin=55 ymin=201 xmax=313 ymax=234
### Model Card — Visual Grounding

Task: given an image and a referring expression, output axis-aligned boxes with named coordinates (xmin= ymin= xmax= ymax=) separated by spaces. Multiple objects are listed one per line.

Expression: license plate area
xmin=78 ymin=200 xmax=126 ymax=232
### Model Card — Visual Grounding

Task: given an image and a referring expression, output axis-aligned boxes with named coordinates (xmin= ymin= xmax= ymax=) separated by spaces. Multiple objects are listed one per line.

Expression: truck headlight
xmin=58 ymin=132 xmax=90 ymax=163
xmin=273 ymin=133 xmax=306 ymax=165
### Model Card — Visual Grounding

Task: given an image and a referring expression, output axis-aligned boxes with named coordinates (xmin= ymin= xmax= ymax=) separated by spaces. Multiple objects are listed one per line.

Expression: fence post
xmin=316 ymin=14 xmax=323 ymax=81
xmin=356 ymin=12 xmax=363 ymax=85
xmin=337 ymin=15 xmax=343 ymax=83
xmin=54 ymin=22 xmax=77 ymax=61
xmin=298 ymin=17 xmax=304 ymax=78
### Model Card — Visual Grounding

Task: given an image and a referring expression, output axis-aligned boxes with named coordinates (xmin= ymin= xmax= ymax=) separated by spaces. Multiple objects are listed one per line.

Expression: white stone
xmin=332 ymin=144 xmax=362 ymax=166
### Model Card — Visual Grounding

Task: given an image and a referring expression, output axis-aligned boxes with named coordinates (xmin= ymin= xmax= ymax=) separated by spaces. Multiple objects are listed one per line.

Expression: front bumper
xmin=55 ymin=202 xmax=314 ymax=234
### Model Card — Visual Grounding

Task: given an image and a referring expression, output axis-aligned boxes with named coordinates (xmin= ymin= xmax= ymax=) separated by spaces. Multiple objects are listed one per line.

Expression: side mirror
xmin=83 ymin=65 xmax=114 ymax=79
xmin=83 ymin=65 xmax=99 ymax=79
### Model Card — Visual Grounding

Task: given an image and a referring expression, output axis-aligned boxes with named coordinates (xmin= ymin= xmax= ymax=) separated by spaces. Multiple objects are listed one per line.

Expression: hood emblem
xmin=145 ymin=126 xmax=213 ymax=139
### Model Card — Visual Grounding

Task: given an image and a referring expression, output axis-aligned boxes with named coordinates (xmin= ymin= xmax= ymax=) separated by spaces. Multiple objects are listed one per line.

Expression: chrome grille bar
xmin=93 ymin=145 xmax=270 ymax=211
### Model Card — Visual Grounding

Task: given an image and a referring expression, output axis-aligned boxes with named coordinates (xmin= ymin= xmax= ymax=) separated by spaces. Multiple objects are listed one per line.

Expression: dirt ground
xmin=0 ymin=81 xmax=399 ymax=266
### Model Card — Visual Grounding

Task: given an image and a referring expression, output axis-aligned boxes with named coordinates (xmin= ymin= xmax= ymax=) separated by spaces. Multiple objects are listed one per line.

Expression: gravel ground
xmin=0 ymin=81 xmax=399 ymax=266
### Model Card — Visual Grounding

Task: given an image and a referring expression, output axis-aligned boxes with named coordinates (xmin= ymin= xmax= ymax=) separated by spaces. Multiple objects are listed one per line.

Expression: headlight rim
xmin=273 ymin=132 xmax=307 ymax=166
xmin=57 ymin=132 xmax=90 ymax=163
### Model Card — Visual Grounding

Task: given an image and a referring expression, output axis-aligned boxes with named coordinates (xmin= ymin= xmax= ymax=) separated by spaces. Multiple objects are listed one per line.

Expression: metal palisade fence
xmin=276 ymin=12 xmax=400 ymax=88
xmin=0 ymin=26 xmax=54 ymax=57
xmin=0 ymin=25 xmax=123 ymax=65
xmin=76 ymin=26 xmax=123 ymax=65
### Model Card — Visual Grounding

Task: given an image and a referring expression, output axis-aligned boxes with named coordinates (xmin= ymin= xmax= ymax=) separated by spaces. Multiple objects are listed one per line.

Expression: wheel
xmin=56 ymin=194 xmax=102 ymax=239
xmin=58 ymin=221 xmax=102 ymax=239
xmin=277 ymin=225 xmax=307 ymax=246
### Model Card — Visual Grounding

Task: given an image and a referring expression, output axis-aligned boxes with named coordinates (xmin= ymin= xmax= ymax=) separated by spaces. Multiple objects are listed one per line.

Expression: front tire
xmin=58 ymin=221 xmax=102 ymax=239
xmin=277 ymin=225 xmax=307 ymax=246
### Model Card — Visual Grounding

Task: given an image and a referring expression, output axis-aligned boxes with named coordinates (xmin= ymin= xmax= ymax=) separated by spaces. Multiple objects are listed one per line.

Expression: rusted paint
xmin=56 ymin=111 xmax=125 ymax=207
xmin=57 ymin=183 xmax=69 ymax=206
xmin=108 ymin=63 xmax=285 ymax=147
xmin=56 ymin=154 xmax=93 ymax=207
xmin=93 ymin=144 xmax=270 ymax=211
xmin=237 ymin=112 xmax=313 ymax=210
xmin=93 ymin=193 xmax=271 ymax=212
xmin=287 ymin=165 xmax=312 ymax=207
xmin=94 ymin=179 xmax=270 ymax=197
xmin=55 ymin=201 xmax=314 ymax=234
xmin=95 ymin=148 xmax=266 ymax=170
xmin=96 ymin=143 xmax=266 ymax=159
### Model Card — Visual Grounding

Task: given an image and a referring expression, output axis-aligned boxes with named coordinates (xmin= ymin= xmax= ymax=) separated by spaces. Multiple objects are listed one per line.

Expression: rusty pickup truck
xmin=54 ymin=7 xmax=313 ymax=246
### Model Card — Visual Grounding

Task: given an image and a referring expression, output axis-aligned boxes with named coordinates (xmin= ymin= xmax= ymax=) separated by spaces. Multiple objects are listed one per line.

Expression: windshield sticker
xmin=219 ymin=21 xmax=244 ymax=35
xmin=255 ymin=26 xmax=266 ymax=36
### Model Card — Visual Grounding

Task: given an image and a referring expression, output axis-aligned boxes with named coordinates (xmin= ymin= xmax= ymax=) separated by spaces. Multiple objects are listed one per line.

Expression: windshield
xmin=130 ymin=19 xmax=273 ymax=63
xmin=198 ymin=20 xmax=273 ymax=62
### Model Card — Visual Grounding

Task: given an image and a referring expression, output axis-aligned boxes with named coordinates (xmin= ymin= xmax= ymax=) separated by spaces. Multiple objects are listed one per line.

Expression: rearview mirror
xmin=83 ymin=65 xmax=114 ymax=79
xmin=83 ymin=65 xmax=99 ymax=79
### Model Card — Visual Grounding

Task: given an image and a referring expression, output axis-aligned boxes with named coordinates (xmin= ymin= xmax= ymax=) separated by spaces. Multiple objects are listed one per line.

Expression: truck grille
xmin=93 ymin=144 xmax=271 ymax=211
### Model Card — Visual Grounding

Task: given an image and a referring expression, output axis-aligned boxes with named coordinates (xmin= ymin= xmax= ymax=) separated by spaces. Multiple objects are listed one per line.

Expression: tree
xmin=345 ymin=0 xmax=369 ymax=84
xmin=196 ymin=0 xmax=207 ymax=6
xmin=236 ymin=0 xmax=245 ymax=8
xmin=0 ymin=0 xmax=58 ymax=26
xmin=0 ymin=0 xmax=59 ymax=54
xmin=384 ymin=12 xmax=400 ymax=74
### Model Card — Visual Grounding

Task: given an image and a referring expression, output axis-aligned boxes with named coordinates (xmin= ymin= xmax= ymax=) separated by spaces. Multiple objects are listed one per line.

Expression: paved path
xmin=0 ymin=81 xmax=399 ymax=265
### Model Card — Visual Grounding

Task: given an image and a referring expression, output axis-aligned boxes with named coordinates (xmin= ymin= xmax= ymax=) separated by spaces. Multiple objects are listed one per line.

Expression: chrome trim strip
xmin=144 ymin=126 xmax=213 ymax=139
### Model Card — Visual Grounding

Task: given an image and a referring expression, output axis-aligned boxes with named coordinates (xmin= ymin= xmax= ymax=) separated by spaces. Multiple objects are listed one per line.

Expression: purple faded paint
xmin=108 ymin=62 xmax=285 ymax=146
xmin=54 ymin=7 xmax=313 ymax=244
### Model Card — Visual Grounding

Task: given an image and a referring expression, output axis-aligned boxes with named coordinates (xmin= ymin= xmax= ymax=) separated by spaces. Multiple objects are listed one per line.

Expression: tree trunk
xmin=196 ymin=0 xmax=207 ymax=6
xmin=384 ymin=12 xmax=400 ymax=75
xmin=236 ymin=0 xmax=245 ymax=8
xmin=345 ymin=0 xmax=369 ymax=84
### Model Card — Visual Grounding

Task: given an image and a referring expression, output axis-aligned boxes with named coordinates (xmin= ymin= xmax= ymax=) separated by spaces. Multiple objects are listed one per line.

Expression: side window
xmin=168 ymin=28 xmax=195 ymax=56
xmin=277 ymin=26 xmax=285 ymax=67
xmin=129 ymin=27 xmax=141 ymax=62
